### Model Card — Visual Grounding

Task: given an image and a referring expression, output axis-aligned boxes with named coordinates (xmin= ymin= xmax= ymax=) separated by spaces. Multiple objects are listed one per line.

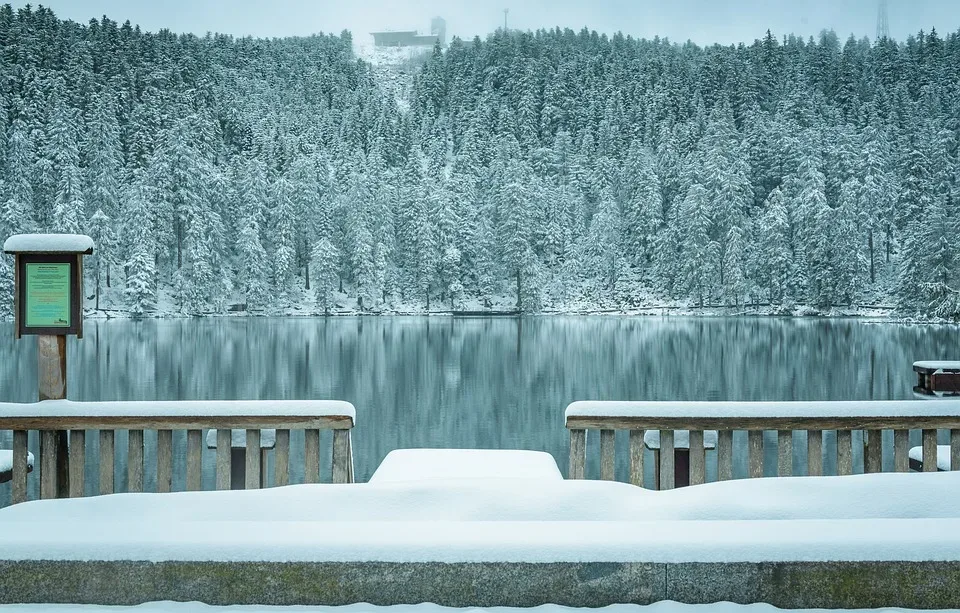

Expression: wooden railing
xmin=565 ymin=400 xmax=960 ymax=488
xmin=0 ymin=399 xmax=356 ymax=505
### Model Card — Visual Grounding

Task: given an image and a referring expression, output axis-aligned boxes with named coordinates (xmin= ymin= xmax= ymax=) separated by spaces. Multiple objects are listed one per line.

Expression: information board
xmin=24 ymin=262 xmax=72 ymax=328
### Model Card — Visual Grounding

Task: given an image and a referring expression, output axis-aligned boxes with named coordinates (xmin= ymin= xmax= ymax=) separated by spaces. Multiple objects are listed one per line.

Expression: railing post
xmin=628 ymin=429 xmax=644 ymax=487
xmin=599 ymin=429 xmax=615 ymax=481
xmin=717 ymin=430 xmax=733 ymax=481
xmin=304 ymin=429 xmax=320 ymax=484
xmin=748 ymin=430 xmax=763 ymax=478
xmin=332 ymin=428 xmax=350 ymax=484
xmin=12 ymin=430 xmax=28 ymax=504
xmin=216 ymin=429 xmax=231 ymax=490
xmin=245 ymin=429 xmax=261 ymax=489
xmin=922 ymin=429 xmax=938 ymax=472
xmin=778 ymin=430 xmax=792 ymax=477
xmin=128 ymin=430 xmax=144 ymax=492
xmin=568 ymin=429 xmax=586 ymax=479
xmin=689 ymin=430 xmax=705 ymax=486
xmin=660 ymin=430 xmax=675 ymax=490
xmin=68 ymin=429 xmax=85 ymax=497
xmin=99 ymin=430 xmax=114 ymax=494
xmin=275 ymin=429 xmax=290 ymax=486
xmin=807 ymin=430 xmax=823 ymax=476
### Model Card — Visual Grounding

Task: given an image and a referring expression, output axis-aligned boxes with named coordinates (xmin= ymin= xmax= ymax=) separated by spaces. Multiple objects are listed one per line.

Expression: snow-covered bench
xmin=369 ymin=449 xmax=562 ymax=483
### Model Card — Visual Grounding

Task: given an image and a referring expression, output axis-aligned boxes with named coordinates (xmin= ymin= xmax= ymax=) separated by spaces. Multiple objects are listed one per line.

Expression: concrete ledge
xmin=2 ymin=560 xmax=959 ymax=608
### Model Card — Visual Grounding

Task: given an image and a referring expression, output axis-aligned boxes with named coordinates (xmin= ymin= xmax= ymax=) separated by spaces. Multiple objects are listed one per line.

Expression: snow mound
xmin=0 ymin=449 xmax=34 ymax=473
xmin=369 ymin=449 xmax=562 ymax=483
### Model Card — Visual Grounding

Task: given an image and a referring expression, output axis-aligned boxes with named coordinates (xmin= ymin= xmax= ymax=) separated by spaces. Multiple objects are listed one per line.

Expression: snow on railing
xmin=565 ymin=400 xmax=960 ymax=489
xmin=0 ymin=399 xmax=356 ymax=505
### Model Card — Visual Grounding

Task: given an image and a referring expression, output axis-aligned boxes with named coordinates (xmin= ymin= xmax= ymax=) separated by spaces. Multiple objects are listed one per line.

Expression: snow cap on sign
xmin=3 ymin=233 xmax=95 ymax=254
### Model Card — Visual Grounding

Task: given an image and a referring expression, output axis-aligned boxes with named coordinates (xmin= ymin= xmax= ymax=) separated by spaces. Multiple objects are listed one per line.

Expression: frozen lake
xmin=0 ymin=316 xmax=958 ymax=492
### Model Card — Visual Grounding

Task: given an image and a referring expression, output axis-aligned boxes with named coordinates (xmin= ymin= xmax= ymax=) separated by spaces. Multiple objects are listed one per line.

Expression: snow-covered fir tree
xmin=0 ymin=6 xmax=957 ymax=317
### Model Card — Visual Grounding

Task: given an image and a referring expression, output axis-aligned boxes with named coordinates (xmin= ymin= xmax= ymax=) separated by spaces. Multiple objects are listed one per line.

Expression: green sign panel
xmin=24 ymin=262 xmax=71 ymax=328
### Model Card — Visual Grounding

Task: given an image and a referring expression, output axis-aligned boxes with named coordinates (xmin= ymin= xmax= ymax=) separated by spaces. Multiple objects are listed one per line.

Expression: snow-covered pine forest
xmin=0 ymin=6 xmax=958 ymax=318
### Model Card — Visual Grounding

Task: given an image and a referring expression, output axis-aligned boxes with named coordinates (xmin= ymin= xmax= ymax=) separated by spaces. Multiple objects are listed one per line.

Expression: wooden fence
xmin=565 ymin=400 xmax=960 ymax=488
xmin=0 ymin=399 xmax=355 ymax=505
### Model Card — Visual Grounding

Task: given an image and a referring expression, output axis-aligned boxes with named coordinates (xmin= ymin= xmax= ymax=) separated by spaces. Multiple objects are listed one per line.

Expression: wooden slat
xmin=40 ymin=430 xmax=57 ymax=499
xmin=807 ymin=430 xmax=822 ymax=476
xmin=568 ymin=429 xmax=586 ymax=480
xmin=717 ymin=430 xmax=733 ymax=481
xmin=69 ymin=429 xmax=85 ymax=497
xmin=837 ymin=430 xmax=853 ymax=475
xmin=565 ymin=415 xmax=960 ymax=432
xmin=128 ymin=430 xmax=144 ymax=492
xmin=157 ymin=429 xmax=172 ymax=493
xmin=952 ymin=429 xmax=960 ymax=471
xmin=894 ymin=429 xmax=910 ymax=472
xmin=275 ymin=429 xmax=290 ymax=486
xmin=778 ymin=430 xmax=792 ymax=477
xmin=865 ymin=429 xmax=882 ymax=474
xmin=332 ymin=429 xmax=350 ymax=484
xmin=689 ymin=430 xmax=705 ymax=486
xmin=304 ymin=429 xmax=320 ymax=484
xmin=186 ymin=429 xmax=202 ymax=491
xmin=216 ymin=429 xmax=231 ymax=490
xmin=245 ymin=429 xmax=261 ymax=489
xmin=346 ymin=432 xmax=355 ymax=484
xmin=923 ymin=428 xmax=938 ymax=472
xmin=0 ymin=415 xmax=354 ymax=432
xmin=99 ymin=430 xmax=114 ymax=494
xmin=660 ymin=430 xmax=675 ymax=490
xmin=628 ymin=429 xmax=644 ymax=487
xmin=599 ymin=429 xmax=615 ymax=481
xmin=748 ymin=430 xmax=763 ymax=478
xmin=12 ymin=430 xmax=28 ymax=504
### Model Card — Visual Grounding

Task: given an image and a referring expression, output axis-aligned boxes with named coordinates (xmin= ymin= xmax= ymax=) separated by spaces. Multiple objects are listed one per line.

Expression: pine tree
xmin=85 ymin=208 xmax=117 ymax=311
xmin=311 ymin=237 xmax=340 ymax=315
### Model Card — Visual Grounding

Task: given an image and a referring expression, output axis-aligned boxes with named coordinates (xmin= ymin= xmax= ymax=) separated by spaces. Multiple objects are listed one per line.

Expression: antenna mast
xmin=504 ymin=8 xmax=509 ymax=32
xmin=876 ymin=0 xmax=890 ymax=41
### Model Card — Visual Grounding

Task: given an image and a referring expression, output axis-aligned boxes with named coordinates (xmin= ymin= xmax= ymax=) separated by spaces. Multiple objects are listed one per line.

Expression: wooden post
xmin=599 ymin=429 xmax=615 ymax=481
xmin=568 ymin=429 xmax=586 ymax=479
xmin=38 ymin=334 xmax=69 ymax=498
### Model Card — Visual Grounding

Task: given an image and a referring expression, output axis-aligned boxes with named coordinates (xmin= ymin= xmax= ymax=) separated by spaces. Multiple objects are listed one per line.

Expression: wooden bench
xmin=914 ymin=361 xmax=960 ymax=396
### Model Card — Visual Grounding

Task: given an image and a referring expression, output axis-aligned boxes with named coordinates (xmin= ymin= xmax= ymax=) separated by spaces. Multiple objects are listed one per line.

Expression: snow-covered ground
xmin=2 ymin=471 xmax=960 ymax=563
xmin=2 ymin=602 xmax=959 ymax=613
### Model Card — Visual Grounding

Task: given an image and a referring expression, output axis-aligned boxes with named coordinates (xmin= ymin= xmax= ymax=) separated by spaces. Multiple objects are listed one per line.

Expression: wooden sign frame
xmin=14 ymin=253 xmax=84 ymax=339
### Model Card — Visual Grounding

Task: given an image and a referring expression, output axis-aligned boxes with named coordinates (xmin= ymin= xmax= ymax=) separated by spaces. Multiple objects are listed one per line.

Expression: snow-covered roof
xmin=3 ymin=233 xmax=94 ymax=254
xmin=1 ymin=471 xmax=960 ymax=563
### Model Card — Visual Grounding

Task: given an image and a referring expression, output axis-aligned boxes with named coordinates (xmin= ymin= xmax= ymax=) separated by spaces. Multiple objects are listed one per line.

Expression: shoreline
xmin=70 ymin=306 xmax=959 ymax=324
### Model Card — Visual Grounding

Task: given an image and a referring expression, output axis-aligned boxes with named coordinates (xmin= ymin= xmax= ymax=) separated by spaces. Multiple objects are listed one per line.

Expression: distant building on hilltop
xmin=372 ymin=17 xmax=446 ymax=48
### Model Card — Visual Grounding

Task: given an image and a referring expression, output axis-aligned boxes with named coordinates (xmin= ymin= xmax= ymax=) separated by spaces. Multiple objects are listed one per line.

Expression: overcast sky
xmin=9 ymin=1 xmax=960 ymax=46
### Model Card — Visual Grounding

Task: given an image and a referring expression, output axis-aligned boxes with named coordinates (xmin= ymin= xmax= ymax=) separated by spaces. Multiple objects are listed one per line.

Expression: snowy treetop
xmin=3 ymin=234 xmax=94 ymax=254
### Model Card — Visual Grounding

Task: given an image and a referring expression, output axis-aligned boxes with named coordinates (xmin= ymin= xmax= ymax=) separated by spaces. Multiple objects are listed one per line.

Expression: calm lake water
xmin=1 ymin=316 xmax=958 ymax=504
